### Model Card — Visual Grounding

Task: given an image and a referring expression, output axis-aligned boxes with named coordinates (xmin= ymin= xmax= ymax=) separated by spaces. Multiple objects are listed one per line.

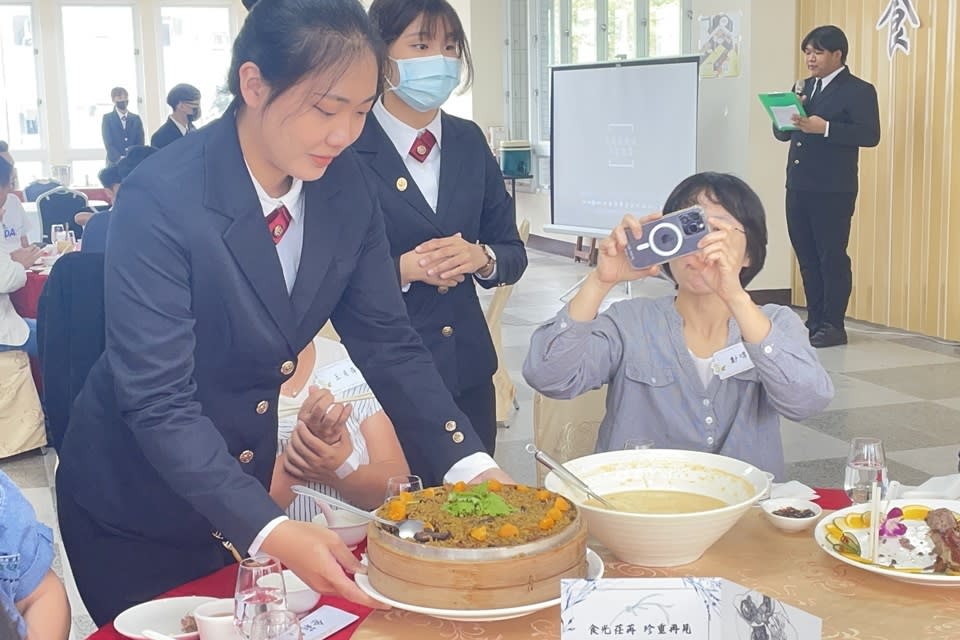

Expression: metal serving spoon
xmin=291 ymin=485 xmax=425 ymax=540
xmin=525 ymin=443 xmax=619 ymax=510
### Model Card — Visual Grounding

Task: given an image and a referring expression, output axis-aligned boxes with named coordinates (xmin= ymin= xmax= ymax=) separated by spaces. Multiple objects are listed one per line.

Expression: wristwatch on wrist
xmin=334 ymin=447 xmax=362 ymax=480
xmin=478 ymin=244 xmax=496 ymax=276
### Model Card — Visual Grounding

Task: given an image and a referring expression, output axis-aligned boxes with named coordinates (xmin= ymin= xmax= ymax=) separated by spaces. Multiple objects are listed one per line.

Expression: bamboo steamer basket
xmin=366 ymin=508 xmax=587 ymax=609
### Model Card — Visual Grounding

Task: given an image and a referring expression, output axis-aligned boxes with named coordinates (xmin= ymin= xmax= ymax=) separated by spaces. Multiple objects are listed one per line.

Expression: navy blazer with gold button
xmin=57 ymin=112 xmax=485 ymax=553
xmin=773 ymin=67 xmax=880 ymax=193
xmin=353 ymin=112 xmax=527 ymax=395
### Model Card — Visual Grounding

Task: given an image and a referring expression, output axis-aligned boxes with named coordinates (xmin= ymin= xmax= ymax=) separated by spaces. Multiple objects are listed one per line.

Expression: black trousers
xmin=56 ymin=482 xmax=234 ymax=626
xmin=785 ymin=189 xmax=857 ymax=331
xmin=453 ymin=379 xmax=498 ymax=456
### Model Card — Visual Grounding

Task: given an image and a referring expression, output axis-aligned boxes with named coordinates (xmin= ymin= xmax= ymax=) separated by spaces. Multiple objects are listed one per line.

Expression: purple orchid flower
xmin=879 ymin=507 xmax=908 ymax=538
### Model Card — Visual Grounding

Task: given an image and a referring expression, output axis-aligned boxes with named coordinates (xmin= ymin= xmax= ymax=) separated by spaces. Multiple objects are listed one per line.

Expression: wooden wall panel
xmin=794 ymin=0 xmax=960 ymax=340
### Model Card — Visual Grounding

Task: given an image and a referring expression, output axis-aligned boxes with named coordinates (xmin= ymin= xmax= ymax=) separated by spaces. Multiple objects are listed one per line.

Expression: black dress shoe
xmin=810 ymin=324 xmax=847 ymax=348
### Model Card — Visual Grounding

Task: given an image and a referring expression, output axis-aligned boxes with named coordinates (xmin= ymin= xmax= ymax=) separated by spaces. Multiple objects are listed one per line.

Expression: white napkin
xmin=900 ymin=474 xmax=960 ymax=500
xmin=770 ymin=480 xmax=819 ymax=501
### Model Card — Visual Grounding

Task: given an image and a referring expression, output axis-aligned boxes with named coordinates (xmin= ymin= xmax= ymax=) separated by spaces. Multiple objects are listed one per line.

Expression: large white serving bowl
xmin=544 ymin=449 xmax=769 ymax=567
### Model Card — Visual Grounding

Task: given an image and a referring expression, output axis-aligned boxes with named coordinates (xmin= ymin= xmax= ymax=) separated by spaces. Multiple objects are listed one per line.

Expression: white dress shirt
xmin=373 ymin=98 xmax=442 ymax=211
xmin=245 ymin=166 xmax=306 ymax=555
xmin=816 ymin=65 xmax=845 ymax=138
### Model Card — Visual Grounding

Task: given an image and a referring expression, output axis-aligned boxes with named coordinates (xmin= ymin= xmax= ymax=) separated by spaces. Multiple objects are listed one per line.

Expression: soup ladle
xmin=525 ymin=444 xmax=618 ymax=510
xmin=290 ymin=484 xmax=426 ymax=540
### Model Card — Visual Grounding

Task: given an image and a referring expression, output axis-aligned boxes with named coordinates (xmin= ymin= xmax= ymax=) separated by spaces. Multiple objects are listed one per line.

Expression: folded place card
xmin=299 ymin=604 xmax=359 ymax=640
xmin=561 ymin=577 xmax=821 ymax=639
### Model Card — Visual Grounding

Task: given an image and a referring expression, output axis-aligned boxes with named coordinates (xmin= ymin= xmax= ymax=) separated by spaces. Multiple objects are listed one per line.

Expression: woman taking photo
xmin=356 ymin=0 xmax=528 ymax=455
xmin=56 ymin=0 xmax=505 ymax=625
xmin=524 ymin=173 xmax=834 ymax=479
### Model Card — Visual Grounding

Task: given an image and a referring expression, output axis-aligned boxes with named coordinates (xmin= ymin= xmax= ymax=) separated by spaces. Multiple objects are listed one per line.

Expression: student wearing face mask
xmin=102 ymin=87 xmax=145 ymax=165
xmin=150 ymin=83 xmax=202 ymax=149
xmin=356 ymin=0 xmax=527 ymax=457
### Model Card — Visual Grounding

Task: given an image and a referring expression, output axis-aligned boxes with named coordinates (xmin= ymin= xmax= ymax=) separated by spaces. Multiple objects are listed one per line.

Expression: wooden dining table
xmin=87 ymin=490 xmax=960 ymax=640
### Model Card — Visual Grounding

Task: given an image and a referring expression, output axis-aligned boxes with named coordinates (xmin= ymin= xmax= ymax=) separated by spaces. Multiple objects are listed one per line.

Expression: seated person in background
xmin=0 ymin=470 xmax=71 ymax=640
xmin=0 ymin=142 xmax=30 ymax=254
xmin=523 ymin=172 xmax=834 ymax=480
xmin=150 ymin=83 xmax=202 ymax=149
xmin=270 ymin=334 xmax=409 ymax=517
xmin=74 ymin=165 xmax=121 ymax=229
xmin=0 ymin=156 xmax=41 ymax=357
xmin=82 ymin=145 xmax=156 ymax=253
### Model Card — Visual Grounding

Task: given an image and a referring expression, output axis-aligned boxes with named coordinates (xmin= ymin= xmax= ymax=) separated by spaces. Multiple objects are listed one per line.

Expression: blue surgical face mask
xmin=387 ymin=55 xmax=461 ymax=112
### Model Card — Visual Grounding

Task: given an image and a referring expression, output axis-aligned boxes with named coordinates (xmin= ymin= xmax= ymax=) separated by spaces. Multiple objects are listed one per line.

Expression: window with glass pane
xmin=571 ymin=0 xmax=596 ymax=64
xmin=14 ymin=161 xmax=43 ymax=186
xmin=0 ymin=6 xmax=41 ymax=150
xmin=649 ymin=0 xmax=682 ymax=57
xmin=71 ymin=160 xmax=107 ymax=188
xmin=160 ymin=7 xmax=232 ymax=125
xmin=62 ymin=7 xmax=138 ymax=151
xmin=607 ymin=0 xmax=636 ymax=60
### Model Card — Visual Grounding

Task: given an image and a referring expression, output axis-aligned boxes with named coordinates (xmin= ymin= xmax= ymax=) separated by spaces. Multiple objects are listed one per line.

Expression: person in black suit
xmin=101 ymin=87 xmax=144 ymax=165
xmin=149 ymin=83 xmax=201 ymax=149
xmin=355 ymin=0 xmax=527 ymax=455
xmin=55 ymin=0 xmax=510 ymax=625
xmin=773 ymin=25 xmax=880 ymax=348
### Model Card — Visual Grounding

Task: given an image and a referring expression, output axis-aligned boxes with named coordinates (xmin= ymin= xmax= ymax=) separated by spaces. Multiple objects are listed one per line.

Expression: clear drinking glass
xmin=50 ymin=224 xmax=65 ymax=243
xmin=843 ymin=437 xmax=888 ymax=504
xmin=622 ymin=438 xmax=655 ymax=450
xmin=385 ymin=474 xmax=422 ymax=502
xmin=250 ymin=610 xmax=302 ymax=640
xmin=234 ymin=556 xmax=287 ymax=639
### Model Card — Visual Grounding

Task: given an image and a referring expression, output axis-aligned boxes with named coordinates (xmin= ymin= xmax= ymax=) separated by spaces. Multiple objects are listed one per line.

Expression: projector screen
xmin=549 ymin=56 xmax=699 ymax=237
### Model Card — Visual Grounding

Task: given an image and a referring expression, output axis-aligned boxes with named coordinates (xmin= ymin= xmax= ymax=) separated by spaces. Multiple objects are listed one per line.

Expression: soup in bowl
xmin=544 ymin=449 xmax=769 ymax=566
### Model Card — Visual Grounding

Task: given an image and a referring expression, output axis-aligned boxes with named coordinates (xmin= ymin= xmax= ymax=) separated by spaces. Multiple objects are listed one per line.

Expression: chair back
xmin=532 ymin=388 xmax=607 ymax=484
xmin=485 ymin=219 xmax=530 ymax=423
xmin=24 ymin=179 xmax=62 ymax=202
xmin=37 ymin=187 xmax=88 ymax=240
xmin=37 ymin=252 xmax=106 ymax=450
xmin=0 ymin=351 xmax=46 ymax=458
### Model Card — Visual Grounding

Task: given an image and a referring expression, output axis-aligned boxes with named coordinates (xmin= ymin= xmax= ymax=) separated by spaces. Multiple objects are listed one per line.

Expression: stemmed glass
xmin=234 ymin=556 xmax=287 ymax=639
xmin=843 ymin=437 xmax=888 ymax=504
xmin=250 ymin=610 xmax=302 ymax=640
xmin=385 ymin=474 xmax=422 ymax=502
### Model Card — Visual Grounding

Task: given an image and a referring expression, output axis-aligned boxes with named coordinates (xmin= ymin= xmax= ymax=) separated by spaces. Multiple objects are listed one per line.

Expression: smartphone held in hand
xmin=624 ymin=205 xmax=710 ymax=270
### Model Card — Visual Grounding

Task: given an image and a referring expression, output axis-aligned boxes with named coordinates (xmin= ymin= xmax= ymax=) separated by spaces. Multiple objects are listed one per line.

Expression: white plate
xmin=113 ymin=596 xmax=218 ymax=639
xmin=813 ymin=498 xmax=960 ymax=587
xmin=356 ymin=548 xmax=604 ymax=622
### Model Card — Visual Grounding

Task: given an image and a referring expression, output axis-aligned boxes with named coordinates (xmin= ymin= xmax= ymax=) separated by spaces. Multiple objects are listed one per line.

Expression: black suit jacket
xmin=354 ymin=112 xmax=527 ymax=394
xmin=102 ymin=111 xmax=145 ymax=164
xmin=57 ymin=112 xmax=485 ymax=553
xmin=773 ymin=67 xmax=880 ymax=193
xmin=150 ymin=117 xmax=195 ymax=149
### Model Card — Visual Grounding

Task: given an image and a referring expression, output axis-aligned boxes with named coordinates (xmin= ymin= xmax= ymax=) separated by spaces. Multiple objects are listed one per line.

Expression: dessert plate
xmin=356 ymin=548 xmax=604 ymax=621
xmin=813 ymin=498 xmax=960 ymax=586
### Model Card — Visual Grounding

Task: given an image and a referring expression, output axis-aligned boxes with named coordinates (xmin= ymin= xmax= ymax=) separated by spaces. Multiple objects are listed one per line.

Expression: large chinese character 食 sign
xmin=877 ymin=0 xmax=920 ymax=60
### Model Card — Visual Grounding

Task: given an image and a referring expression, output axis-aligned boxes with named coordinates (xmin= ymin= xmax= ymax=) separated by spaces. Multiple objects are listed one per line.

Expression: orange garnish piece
xmin=536 ymin=489 xmax=551 ymax=501
xmin=497 ymin=523 xmax=519 ymax=538
xmin=422 ymin=488 xmax=436 ymax=498
xmin=487 ymin=479 xmax=503 ymax=492
xmin=554 ymin=497 xmax=570 ymax=512
xmin=454 ymin=481 xmax=468 ymax=492
xmin=398 ymin=491 xmax=414 ymax=503
xmin=547 ymin=507 xmax=563 ymax=521
xmin=470 ymin=526 xmax=488 ymax=541
xmin=386 ymin=499 xmax=406 ymax=521
xmin=538 ymin=517 xmax=556 ymax=530
xmin=515 ymin=484 xmax=530 ymax=492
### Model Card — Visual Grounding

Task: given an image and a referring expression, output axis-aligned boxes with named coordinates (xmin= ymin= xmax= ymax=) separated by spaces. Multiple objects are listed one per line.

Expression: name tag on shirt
xmin=710 ymin=342 xmax=754 ymax=380
xmin=312 ymin=358 xmax=366 ymax=396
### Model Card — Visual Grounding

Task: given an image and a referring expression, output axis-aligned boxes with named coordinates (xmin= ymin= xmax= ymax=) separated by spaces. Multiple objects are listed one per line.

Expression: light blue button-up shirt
xmin=523 ymin=296 xmax=834 ymax=479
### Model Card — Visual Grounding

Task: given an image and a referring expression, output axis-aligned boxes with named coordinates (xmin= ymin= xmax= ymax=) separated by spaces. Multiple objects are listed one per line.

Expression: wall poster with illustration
xmin=698 ymin=12 xmax=742 ymax=79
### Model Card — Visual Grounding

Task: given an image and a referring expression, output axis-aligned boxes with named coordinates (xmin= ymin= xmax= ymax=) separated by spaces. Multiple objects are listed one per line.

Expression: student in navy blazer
xmin=101 ymin=87 xmax=144 ymax=165
xmin=359 ymin=0 xmax=527 ymax=454
xmin=55 ymin=0 xmax=509 ymax=625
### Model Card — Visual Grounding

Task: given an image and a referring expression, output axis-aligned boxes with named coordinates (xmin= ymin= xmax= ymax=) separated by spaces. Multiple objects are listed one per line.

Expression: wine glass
xmin=843 ymin=437 xmax=888 ymax=504
xmin=622 ymin=438 xmax=655 ymax=450
xmin=385 ymin=474 xmax=422 ymax=502
xmin=250 ymin=610 xmax=302 ymax=640
xmin=234 ymin=556 xmax=287 ymax=639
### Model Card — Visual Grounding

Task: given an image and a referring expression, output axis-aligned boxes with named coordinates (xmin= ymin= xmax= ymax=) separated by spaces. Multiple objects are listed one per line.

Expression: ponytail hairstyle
xmin=229 ymin=0 xmax=385 ymax=108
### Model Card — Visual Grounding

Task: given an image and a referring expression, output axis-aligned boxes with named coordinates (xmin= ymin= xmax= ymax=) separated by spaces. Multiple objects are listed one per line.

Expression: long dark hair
xmin=661 ymin=172 xmax=768 ymax=287
xmin=230 ymin=0 xmax=384 ymax=107
xmin=368 ymin=0 xmax=474 ymax=89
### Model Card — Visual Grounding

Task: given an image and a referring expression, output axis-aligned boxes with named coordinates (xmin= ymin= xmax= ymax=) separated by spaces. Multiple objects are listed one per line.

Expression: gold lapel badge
xmin=396 ymin=177 xmax=408 ymax=192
